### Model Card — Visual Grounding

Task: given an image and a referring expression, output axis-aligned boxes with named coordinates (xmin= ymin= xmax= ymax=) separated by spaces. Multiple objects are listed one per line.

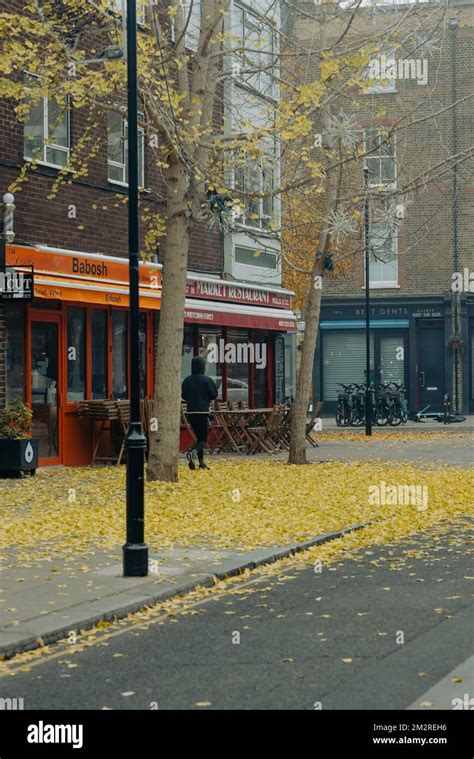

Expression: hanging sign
xmin=0 ymin=267 xmax=34 ymax=302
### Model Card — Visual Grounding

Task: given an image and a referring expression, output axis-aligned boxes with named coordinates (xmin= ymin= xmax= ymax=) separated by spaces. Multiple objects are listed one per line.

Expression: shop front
xmin=3 ymin=247 xmax=296 ymax=466
xmin=314 ymin=296 xmax=466 ymax=415
xmin=179 ymin=275 xmax=296 ymax=447
xmin=4 ymin=244 xmax=161 ymax=467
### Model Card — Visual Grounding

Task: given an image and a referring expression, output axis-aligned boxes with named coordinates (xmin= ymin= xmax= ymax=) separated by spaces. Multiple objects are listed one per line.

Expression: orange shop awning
xmin=33 ymin=275 xmax=162 ymax=310
xmin=6 ymin=244 xmax=162 ymax=310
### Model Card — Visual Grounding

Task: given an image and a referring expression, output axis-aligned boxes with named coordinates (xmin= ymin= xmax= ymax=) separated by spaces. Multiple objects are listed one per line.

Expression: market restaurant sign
xmin=186 ymin=277 xmax=292 ymax=309
xmin=0 ymin=267 xmax=34 ymax=302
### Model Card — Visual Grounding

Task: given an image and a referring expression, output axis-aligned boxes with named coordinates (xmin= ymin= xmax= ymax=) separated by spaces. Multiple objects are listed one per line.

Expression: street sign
xmin=0 ymin=267 xmax=34 ymax=302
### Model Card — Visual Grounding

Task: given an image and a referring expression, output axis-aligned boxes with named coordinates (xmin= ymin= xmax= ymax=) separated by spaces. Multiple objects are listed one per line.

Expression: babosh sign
xmin=0 ymin=267 xmax=34 ymax=301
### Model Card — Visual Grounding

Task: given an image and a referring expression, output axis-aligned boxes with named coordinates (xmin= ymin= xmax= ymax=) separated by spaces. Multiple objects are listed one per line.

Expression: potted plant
xmin=0 ymin=399 xmax=38 ymax=477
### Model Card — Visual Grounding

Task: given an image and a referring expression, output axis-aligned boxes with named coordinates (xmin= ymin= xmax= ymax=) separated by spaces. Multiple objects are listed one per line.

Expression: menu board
xmin=274 ymin=335 xmax=285 ymax=404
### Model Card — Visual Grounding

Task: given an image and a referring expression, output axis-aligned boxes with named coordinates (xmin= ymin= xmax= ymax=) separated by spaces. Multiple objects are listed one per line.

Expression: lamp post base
xmin=123 ymin=542 xmax=149 ymax=577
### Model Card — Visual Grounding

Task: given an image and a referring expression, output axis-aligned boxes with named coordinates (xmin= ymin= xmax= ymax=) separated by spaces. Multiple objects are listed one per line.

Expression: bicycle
xmin=335 ymin=383 xmax=354 ymax=427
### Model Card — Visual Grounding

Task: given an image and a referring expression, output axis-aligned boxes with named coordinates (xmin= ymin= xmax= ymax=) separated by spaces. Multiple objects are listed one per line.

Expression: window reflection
xmin=67 ymin=307 xmax=86 ymax=402
xmin=91 ymin=309 xmax=108 ymax=399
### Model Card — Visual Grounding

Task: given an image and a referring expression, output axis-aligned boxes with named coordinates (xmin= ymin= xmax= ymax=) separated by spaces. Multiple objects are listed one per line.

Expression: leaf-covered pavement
xmin=1 ymin=460 xmax=472 ymax=563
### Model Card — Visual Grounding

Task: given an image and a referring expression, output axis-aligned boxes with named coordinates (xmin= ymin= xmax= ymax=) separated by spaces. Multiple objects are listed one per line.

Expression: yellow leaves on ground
xmin=0 ymin=461 xmax=473 ymax=561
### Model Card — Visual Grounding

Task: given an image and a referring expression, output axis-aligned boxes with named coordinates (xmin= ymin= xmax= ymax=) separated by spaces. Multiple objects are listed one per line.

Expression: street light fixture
xmin=122 ymin=0 xmax=148 ymax=577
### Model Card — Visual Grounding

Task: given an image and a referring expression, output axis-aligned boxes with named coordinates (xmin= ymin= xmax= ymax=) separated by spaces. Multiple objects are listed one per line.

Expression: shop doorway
xmin=417 ymin=321 xmax=445 ymax=411
xmin=30 ymin=316 xmax=62 ymax=464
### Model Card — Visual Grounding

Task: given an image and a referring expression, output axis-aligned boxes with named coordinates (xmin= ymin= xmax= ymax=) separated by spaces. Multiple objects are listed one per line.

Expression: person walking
xmin=182 ymin=356 xmax=218 ymax=470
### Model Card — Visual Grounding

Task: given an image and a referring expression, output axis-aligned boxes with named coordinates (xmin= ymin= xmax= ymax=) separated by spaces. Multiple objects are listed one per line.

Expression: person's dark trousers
xmin=188 ymin=414 xmax=209 ymax=465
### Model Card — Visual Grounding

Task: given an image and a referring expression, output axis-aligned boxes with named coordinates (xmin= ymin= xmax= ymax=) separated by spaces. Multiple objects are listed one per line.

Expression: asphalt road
xmin=1 ymin=520 xmax=472 ymax=711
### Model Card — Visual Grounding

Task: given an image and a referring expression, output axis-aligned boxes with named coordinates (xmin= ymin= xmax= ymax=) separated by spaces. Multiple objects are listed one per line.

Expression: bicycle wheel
xmin=376 ymin=404 xmax=389 ymax=426
xmin=335 ymin=401 xmax=344 ymax=427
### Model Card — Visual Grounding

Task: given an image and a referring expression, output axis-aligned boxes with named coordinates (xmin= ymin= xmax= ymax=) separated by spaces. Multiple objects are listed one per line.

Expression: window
xmin=364 ymin=48 xmax=397 ymax=94
xmin=235 ymin=245 xmax=277 ymax=270
xmin=198 ymin=328 xmax=223 ymax=399
xmin=110 ymin=0 xmax=146 ymax=25
xmin=253 ymin=334 xmax=268 ymax=407
xmin=24 ymin=74 xmax=70 ymax=167
xmin=107 ymin=111 xmax=144 ymax=187
xmin=91 ymin=309 xmax=108 ymax=400
xmin=180 ymin=0 xmax=201 ymax=51
xmin=5 ymin=304 xmax=24 ymax=406
xmin=226 ymin=329 xmax=250 ymax=405
xmin=364 ymin=127 xmax=396 ymax=187
xmin=112 ymin=311 xmax=128 ymax=400
xmin=67 ymin=307 xmax=86 ymax=402
xmin=182 ymin=326 xmax=195 ymax=381
xmin=139 ymin=312 xmax=147 ymax=399
xmin=236 ymin=6 xmax=277 ymax=97
xmin=368 ymin=218 xmax=398 ymax=286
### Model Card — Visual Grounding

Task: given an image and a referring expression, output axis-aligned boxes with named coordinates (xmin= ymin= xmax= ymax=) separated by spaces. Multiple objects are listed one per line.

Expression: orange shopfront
xmin=4 ymin=245 xmax=161 ymax=467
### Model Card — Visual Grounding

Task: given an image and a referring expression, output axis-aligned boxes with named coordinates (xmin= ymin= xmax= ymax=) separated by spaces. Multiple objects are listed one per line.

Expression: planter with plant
xmin=0 ymin=399 xmax=38 ymax=476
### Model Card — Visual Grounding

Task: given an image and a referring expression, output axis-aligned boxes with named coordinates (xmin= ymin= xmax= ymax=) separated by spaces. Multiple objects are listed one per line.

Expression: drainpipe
xmin=448 ymin=19 xmax=460 ymax=414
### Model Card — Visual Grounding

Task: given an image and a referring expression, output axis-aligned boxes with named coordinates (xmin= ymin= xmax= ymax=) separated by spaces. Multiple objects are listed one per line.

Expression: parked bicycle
xmin=335 ymin=381 xmax=409 ymax=427
xmin=335 ymin=383 xmax=354 ymax=427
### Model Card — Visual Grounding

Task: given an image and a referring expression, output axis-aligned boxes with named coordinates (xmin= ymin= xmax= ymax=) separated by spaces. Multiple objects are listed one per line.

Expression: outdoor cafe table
xmin=183 ymin=408 xmax=276 ymax=454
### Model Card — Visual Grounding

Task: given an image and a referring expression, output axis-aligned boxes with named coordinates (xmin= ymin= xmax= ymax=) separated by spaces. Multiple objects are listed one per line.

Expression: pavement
xmin=1 ymin=423 xmax=472 ymax=661
xmin=0 ymin=523 xmax=369 ymax=660
xmin=0 ymin=520 xmax=472 ymax=710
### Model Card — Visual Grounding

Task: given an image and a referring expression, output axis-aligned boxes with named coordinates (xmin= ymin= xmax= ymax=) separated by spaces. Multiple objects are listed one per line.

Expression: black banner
xmin=0 ymin=267 xmax=34 ymax=302
xmin=0 ymin=710 xmax=471 ymax=756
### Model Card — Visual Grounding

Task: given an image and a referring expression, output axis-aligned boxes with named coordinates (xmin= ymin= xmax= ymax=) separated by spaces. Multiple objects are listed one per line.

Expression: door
xmin=30 ymin=316 xmax=61 ymax=464
xmin=417 ymin=321 xmax=445 ymax=411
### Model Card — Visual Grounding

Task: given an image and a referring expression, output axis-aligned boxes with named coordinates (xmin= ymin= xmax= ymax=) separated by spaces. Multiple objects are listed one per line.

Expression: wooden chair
xmin=246 ymin=405 xmax=285 ymax=455
xmin=306 ymin=401 xmax=324 ymax=448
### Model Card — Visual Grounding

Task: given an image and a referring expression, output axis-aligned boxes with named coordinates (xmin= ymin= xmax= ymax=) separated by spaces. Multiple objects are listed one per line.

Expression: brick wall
xmin=0 ymin=0 xmax=222 ymax=272
xmin=290 ymin=1 xmax=474 ymax=301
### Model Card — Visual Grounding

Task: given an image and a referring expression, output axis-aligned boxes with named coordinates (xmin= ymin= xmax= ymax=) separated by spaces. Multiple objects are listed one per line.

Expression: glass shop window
xmin=226 ymin=329 xmax=250 ymax=405
xmin=67 ymin=307 xmax=86 ymax=402
xmin=198 ymin=328 xmax=223 ymax=399
xmin=182 ymin=326 xmax=195 ymax=381
xmin=91 ymin=309 xmax=108 ymax=400
xmin=139 ymin=312 xmax=147 ymax=399
xmin=5 ymin=304 xmax=25 ymax=405
xmin=112 ymin=310 xmax=128 ymax=400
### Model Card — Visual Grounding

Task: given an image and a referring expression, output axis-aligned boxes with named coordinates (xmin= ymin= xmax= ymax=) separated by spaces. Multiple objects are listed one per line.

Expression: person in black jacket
xmin=182 ymin=356 xmax=218 ymax=470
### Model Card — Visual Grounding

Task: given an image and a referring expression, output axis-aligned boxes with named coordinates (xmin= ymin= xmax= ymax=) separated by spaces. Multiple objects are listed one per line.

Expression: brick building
xmin=0 ymin=0 xmax=296 ymax=466
xmin=289 ymin=0 xmax=474 ymax=415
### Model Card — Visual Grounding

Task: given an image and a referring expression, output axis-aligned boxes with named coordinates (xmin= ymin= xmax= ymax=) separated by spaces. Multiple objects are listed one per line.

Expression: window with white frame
xmin=233 ymin=88 xmax=277 ymax=230
xmin=364 ymin=126 xmax=396 ymax=187
xmin=107 ymin=111 xmax=145 ymax=187
xmin=234 ymin=141 xmax=276 ymax=230
xmin=363 ymin=47 xmax=397 ymax=94
xmin=23 ymin=74 xmax=70 ymax=167
xmin=368 ymin=218 xmax=398 ymax=286
xmin=179 ymin=0 xmax=201 ymax=51
xmin=110 ymin=0 xmax=146 ymax=25
xmin=235 ymin=5 xmax=277 ymax=97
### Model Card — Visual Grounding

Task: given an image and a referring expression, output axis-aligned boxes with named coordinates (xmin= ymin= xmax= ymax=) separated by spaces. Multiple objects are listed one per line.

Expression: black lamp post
xmin=123 ymin=0 xmax=148 ymax=577
xmin=363 ymin=166 xmax=372 ymax=436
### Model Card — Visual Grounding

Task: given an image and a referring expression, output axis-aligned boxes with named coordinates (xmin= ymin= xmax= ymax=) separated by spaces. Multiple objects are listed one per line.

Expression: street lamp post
xmin=363 ymin=167 xmax=372 ymax=436
xmin=123 ymin=0 xmax=148 ymax=577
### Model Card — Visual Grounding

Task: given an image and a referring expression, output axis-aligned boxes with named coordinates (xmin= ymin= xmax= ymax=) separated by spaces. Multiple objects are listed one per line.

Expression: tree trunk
xmin=288 ymin=256 xmax=325 ymax=465
xmin=147 ymin=161 xmax=190 ymax=482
